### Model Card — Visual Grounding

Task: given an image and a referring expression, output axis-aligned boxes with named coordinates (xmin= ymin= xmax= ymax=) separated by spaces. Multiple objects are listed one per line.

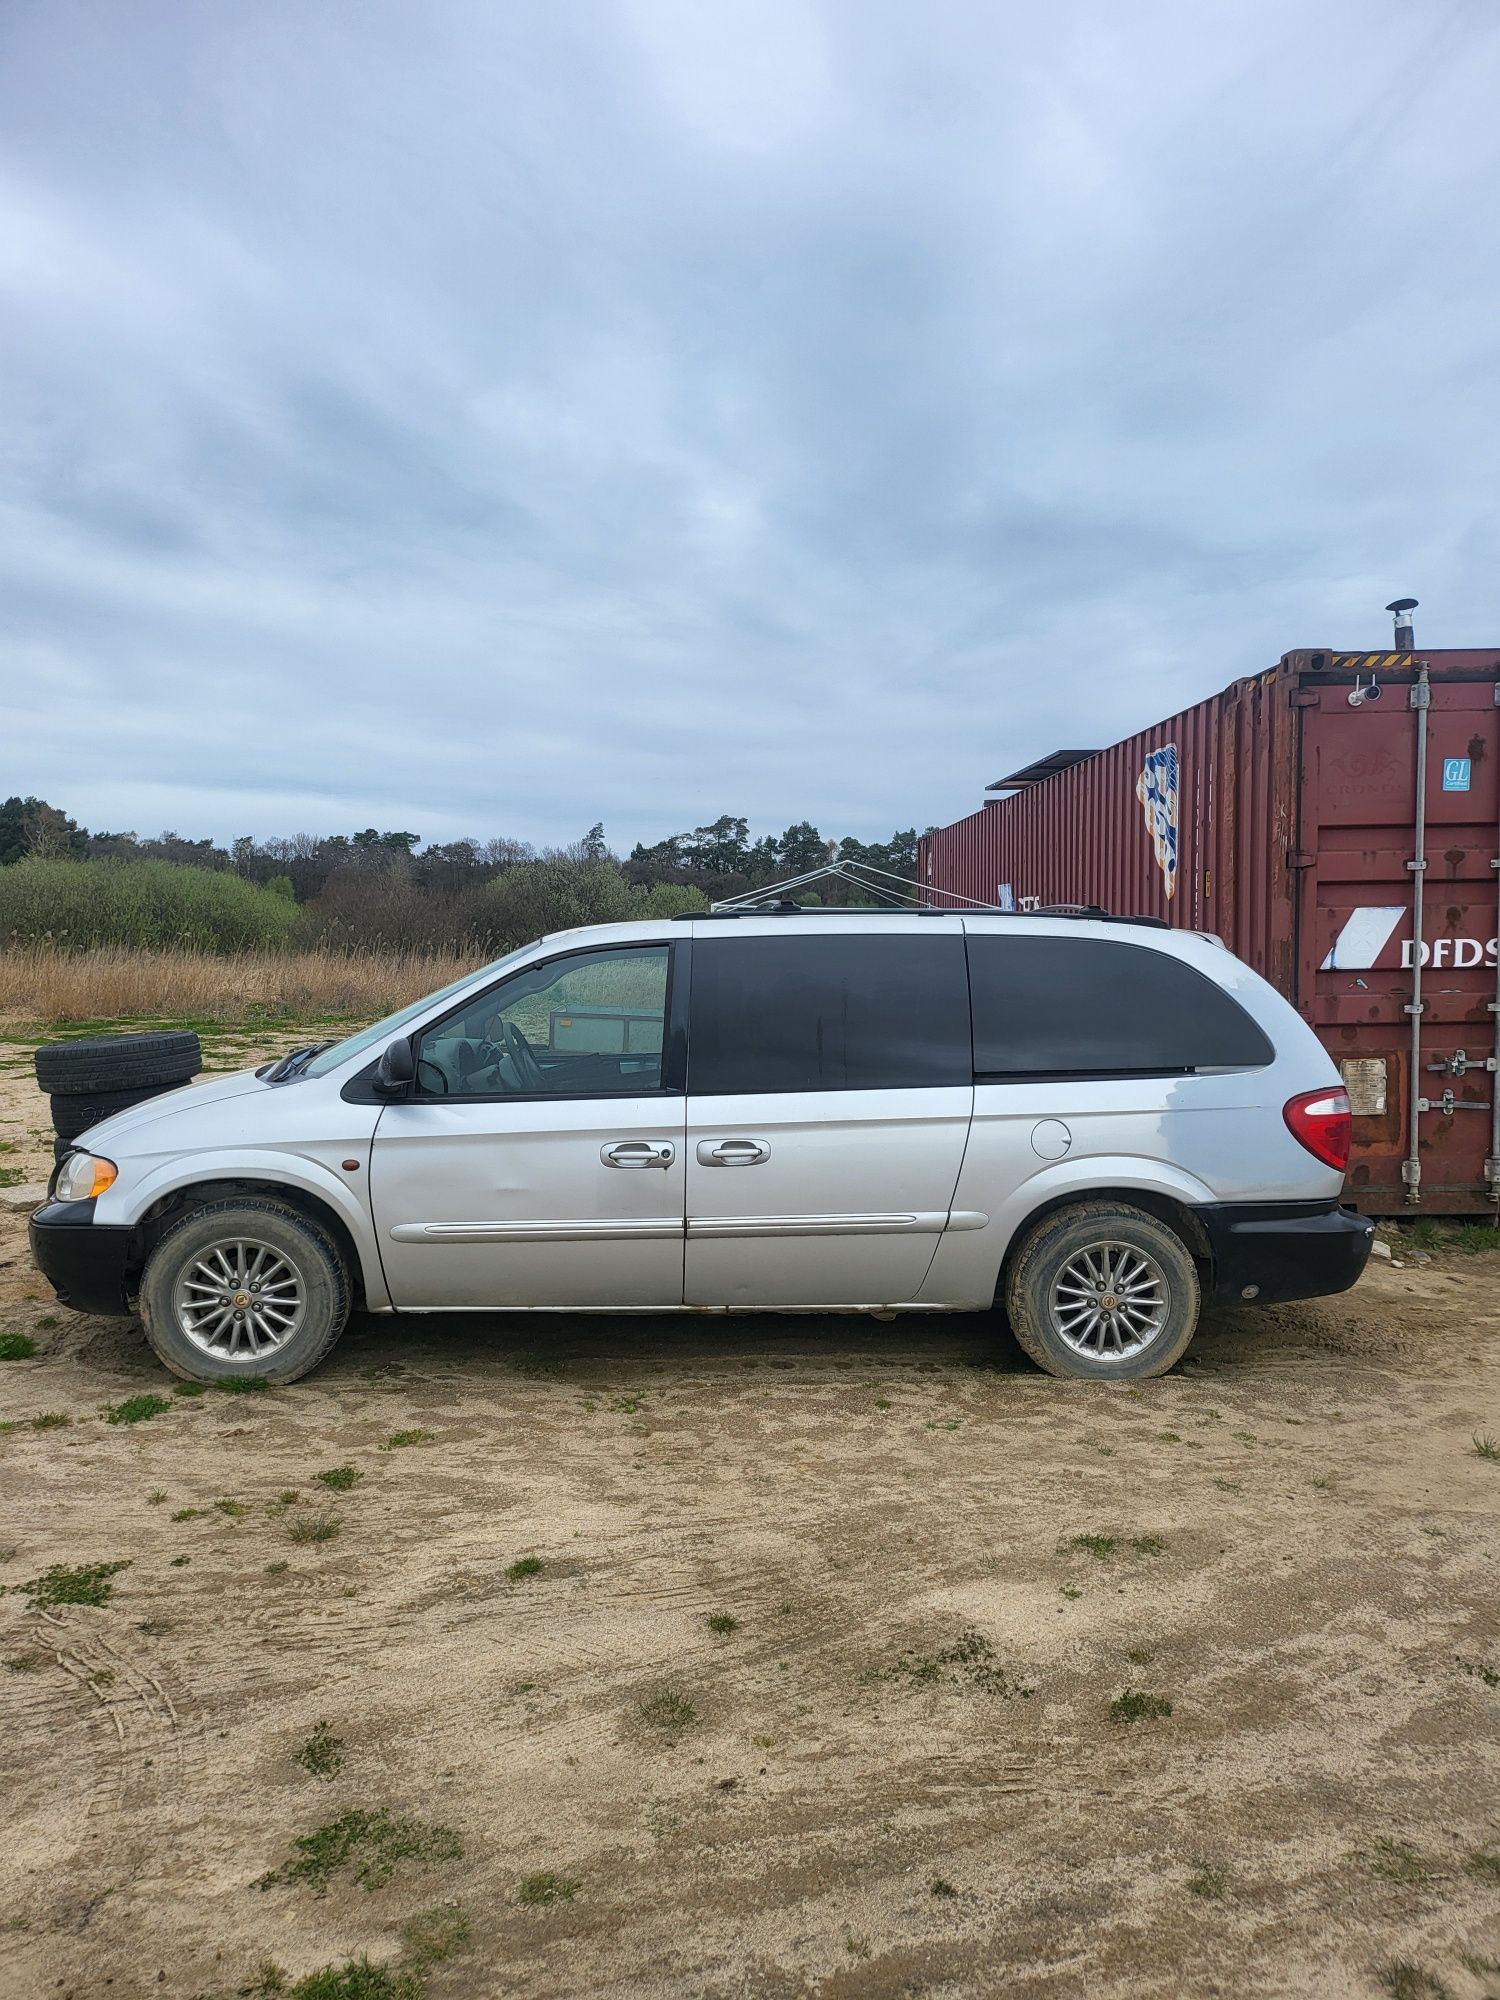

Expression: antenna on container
xmin=1386 ymin=597 xmax=1418 ymax=655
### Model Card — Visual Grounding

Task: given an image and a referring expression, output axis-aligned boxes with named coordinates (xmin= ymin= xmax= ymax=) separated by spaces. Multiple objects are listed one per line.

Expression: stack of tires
xmin=35 ymin=1032 xmax=203 ymax=1162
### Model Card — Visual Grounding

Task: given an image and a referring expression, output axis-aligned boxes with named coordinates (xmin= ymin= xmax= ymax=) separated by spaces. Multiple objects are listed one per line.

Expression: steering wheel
xmin=499 ymin=1020 xmax=547 ymax=1091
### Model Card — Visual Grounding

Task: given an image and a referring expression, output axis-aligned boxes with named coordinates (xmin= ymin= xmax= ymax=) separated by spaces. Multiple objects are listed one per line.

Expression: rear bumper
xmin=1200 ymin=1199 xmax=1374 ymax=1305
xmin=28 ymin=1201 xmax=139 ymax=1316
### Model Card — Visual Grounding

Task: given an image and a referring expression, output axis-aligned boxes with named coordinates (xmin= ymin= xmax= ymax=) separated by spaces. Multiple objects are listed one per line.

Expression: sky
xmin=3 ymin=0 xmax=1499 ymax=855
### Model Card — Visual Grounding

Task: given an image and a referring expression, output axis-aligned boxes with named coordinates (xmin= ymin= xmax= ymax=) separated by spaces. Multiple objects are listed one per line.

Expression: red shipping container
xmin=916 ymin=645 xmax=1500 ymax=1214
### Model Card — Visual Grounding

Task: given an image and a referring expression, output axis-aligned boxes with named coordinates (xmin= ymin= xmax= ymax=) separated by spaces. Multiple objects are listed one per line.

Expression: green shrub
xmin=0 ymin=859 xmax=299 ymax=952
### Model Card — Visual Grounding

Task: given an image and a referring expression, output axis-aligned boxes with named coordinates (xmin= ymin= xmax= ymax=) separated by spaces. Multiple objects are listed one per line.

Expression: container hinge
xmin=1406 ymin=857 xmax=1428 ymax=872
xmin=1416 ymin=1089 xmax=1492 ymax=1116
xmin=1290 ymin=852 xmax=1317 ymax=870
xmin=1410 ymin=680 xmax=1431 ymax=710
xmin=1291 ymin=690 xmax=1321 ymax=709
xmin=1486 ymin=1157 xmax=1500 ymax=1192
xmin=1403 ymin=1001 xmax=1424 ymax=1017
xmin=1401 ymin=1157 xmax=1422 ymax=1196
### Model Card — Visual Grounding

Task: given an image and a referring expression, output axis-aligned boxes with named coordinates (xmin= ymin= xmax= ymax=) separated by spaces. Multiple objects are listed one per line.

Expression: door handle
xmin=696 ymin=1138 xmax=770 ymax=1166
xmin=601 ymin=1141 xmax=675 ymax=1169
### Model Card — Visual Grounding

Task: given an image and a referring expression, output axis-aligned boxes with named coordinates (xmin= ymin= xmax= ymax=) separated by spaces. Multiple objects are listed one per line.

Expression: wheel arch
xmin=994 ymin=1185 xmax=1213 ymax=1304
xmin=135 ymin=1176 xmax=380 ymax=1311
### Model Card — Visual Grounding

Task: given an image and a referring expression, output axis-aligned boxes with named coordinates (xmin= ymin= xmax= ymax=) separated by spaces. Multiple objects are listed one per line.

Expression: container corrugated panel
xmin=918 ymin=647 xmax=1500 ymax=1213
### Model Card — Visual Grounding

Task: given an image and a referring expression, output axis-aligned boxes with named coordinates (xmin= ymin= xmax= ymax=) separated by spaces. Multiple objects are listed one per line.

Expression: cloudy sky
xmin=3 ymin=1 xmax=1498 ymax=854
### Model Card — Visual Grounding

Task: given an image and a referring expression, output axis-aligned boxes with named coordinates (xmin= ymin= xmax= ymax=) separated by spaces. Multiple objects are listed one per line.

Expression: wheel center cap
xmin=233 ymin=1291 xmax=251 ymax=1310
xmin=1101 ymin=1295 xmax=1119 ymax=1312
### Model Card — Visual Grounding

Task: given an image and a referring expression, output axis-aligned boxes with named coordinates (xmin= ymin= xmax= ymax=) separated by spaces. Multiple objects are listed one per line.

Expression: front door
xmin=682 ymin=922 xmax=974 ymax=1306
xmin=371 ymin=941 xmax=686 ymax=1308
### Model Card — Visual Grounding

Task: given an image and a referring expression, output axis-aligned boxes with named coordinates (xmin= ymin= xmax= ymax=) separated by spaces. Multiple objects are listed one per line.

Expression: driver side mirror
xmin=372 ymin=1037 xmax=416 ymax=1099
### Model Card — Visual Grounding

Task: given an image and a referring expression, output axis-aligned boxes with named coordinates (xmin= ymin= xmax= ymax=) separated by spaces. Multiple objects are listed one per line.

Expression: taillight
xmin=1283 ymin=1088 xmax=1352 ymax=1171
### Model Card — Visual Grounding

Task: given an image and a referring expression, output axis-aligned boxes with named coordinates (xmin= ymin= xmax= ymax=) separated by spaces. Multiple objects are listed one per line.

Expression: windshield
xmin=298 ymin=948 xmax=532 ymax=1078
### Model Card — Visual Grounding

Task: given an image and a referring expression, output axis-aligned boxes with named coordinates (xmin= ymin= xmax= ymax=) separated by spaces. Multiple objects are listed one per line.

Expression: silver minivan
xmin=29 ymin=910 xmax=1372 ymax=1383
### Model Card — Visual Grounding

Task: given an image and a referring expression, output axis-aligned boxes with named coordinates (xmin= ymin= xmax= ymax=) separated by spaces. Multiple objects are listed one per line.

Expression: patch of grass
xmin=265 ymin=1560 xmax=290 ymax=1576
xmin=147 ymin=1489 xmax=167 ymax=1504
xmin=216 ymin=1498 xmax=249 ymax=1517
xmin=243 ymin=1955 xmax=420 ymax=1999
xmin=1374 ymin=1961 xmax=1453 ymax=2000
xmin=706 ymin=1611 xmax=739 ymax=1635
xmin=0 ymin=1334 xmax=38 ymax=1360
xmin=1157 ymin=1430 xmax=1182 ymax=1443
xmin=102 ymin=1392 xmax=172 ymax=1425
xmin=398 ymin=1905 xmax=470 ymax=1974
xmin=215 ymin=1376 xmax=270 ymax=1394
xmin=1357 ymin=1837 xmax=1435 ymax=1884
xmin=7 ymin=1559 xmax=130 ymax=1610
xmin=1059 ymin=1584 xmax=1083 ymax=1600
xmin=172 ymin=1381 xmax=206 ymax=1398
xmin=276 ymin=1489 xmax=300 ymax=1507
xmin=172 ymin=1508 xmax=206 ymax=1522
xmin=295 ymin=1721 xmax=345 ymax=1780
xmin=1125 ymin=1646 xmax=1154 ymax=1665
xmin=4 ymin=1650 xmax=45 ymax=1672
xmin=34 ymin=1314 xmax=59 ymax=1329
xmin=610 ymin=1396 xmax=641 ymax=1414
xmin=1109 ymin=1688 xmax=1173 ymax=1724
xmin=516 ymin=1870 xmax=579 ymax=1906
xmin=1472 ymin=1434 xmax=1500 ymax=1461
xmin=873 ymin=1397 xmax=892 ymax=1410
xmin=638 ymin=1690 xmax=698 ymax=1736
xmin=506 ymin=1556 xmax=544 ymax=1581
xmin=1131 ymin=1534 xmax=1167 ymax=1556
xmin=380 ymin=1430 xmax=430 ymax=1450
xmin=315 ymin=1466 xmax=362 ymax=1492
xmin=0 ymin=1166 xmax=24 ymax=1188
xmin=1460 ymin=1952 xmax=1500 ymax=1978
xmin=257 ymin=1808 xmax=463 ymax=1896
xmin=1457 ymin=1655 xmax=1499 ymax=1688
xmin=1464 ymin=1846 xmax=1500 ymax=1884
xmin=1214 ymin=1472 xmax=1243 ymax=1490
xmin=876 ymin=1628 xmax=1032 ymax=1699
xmin=171 ymin=1554 xmax=191 ymax=1566
xmin=30 ymin=1411 xmax=69 ymax=1430
xmin=929 ymin=1876 xmax=959 ymax=1898
xmin=1186 ymin=1861 xmax=1227 ymax=1898
xmin=1063 ymin=1534 xmax=1117 ymax=1561
xmin=287 ymin=1515 xmax=341 ymax=1545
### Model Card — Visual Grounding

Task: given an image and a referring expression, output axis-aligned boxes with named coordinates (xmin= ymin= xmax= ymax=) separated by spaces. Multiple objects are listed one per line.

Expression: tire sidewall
xmin=1006 ymin=1205 xmax=1200 ymax=1382
xmin=139 ymin=1200 xmax=349 ymax=1384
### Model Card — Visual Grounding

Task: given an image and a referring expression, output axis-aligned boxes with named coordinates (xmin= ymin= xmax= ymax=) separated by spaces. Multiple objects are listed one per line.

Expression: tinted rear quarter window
xmin=967 ymin=934 xmax=1272 ymax=1077
xmin=689 ymin=933 xmax=971 ymax=1094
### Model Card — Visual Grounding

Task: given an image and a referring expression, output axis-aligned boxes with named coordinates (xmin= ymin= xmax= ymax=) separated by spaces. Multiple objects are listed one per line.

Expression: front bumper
xmin=28 ymin=1200 xmax=140 ymax=1316
xmin=1200 ymin=1199 xmax=1374 ymax=1305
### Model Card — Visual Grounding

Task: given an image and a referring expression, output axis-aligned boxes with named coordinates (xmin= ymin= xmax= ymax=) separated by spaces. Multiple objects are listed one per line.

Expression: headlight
xmin=56 ymin=1153 xmax=118 ymax=1202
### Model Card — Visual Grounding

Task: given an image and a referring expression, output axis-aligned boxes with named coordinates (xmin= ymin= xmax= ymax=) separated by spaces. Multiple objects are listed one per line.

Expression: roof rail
xmin=672 ymin=904 xmax=1171 ymax=928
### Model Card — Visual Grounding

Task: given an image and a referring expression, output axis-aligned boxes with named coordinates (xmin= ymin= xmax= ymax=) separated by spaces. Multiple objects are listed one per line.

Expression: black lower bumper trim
xmin=28 ymin=1202 xmax=139 ymax=1316
xmin=1200 ymin=1199 xmax=1374 ymax=1306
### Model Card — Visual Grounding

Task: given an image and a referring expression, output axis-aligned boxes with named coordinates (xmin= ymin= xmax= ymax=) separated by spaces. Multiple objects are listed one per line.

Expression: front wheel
xmin=1003 ymin=1201 xmax=1200 ymax=1381
xmin=139 ymin=1198 xmax=351 ymax=1384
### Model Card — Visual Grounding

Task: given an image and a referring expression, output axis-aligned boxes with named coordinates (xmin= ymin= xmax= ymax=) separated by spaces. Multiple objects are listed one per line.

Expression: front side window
xmin=414 ymin=946 xmax=670 ymax=1096
xmin=966 ymin=934 xmax=1273 ymax=1077
xmin=688 ymin=933 xmax=971 ymax=1094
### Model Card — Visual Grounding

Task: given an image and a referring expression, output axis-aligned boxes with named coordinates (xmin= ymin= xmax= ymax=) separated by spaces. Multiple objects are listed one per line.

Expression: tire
xmin=138 ymin=1198 xmax=351 ymax=1385
xmin=1003 ymin=1201 xmax=1201 ymax=1382
xmin=35 ymin=1031 xmax=201 ymax=1096
xmin=51 ymin=1083 xmax=179 ymax=1142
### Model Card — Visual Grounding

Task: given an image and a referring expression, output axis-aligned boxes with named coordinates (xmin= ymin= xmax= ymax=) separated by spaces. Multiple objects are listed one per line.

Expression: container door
xmin=1297 ymin=666 xmax=1500 ymax=1212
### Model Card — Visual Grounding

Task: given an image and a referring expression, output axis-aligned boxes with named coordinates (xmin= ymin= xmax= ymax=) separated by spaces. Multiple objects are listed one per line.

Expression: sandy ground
xmin=2 ymin=1036 xmax=1499 ymax=2000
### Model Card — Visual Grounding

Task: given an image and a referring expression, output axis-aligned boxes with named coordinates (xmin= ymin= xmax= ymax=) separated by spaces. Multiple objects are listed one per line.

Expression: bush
xmin=0 ymin=859 xmax=300 ymax=952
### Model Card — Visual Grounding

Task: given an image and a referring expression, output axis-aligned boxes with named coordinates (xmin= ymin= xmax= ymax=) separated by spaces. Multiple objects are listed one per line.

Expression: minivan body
xmin=29 ymin=911 xmax=1374 ymax=1382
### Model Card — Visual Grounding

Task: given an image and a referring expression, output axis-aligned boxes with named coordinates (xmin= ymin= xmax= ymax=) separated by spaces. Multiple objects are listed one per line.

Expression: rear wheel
xmin=139 ymin=1199 xmax=350 ymax=1384
xmin=1004 ymin=1201 xmax=1200 ymax=1381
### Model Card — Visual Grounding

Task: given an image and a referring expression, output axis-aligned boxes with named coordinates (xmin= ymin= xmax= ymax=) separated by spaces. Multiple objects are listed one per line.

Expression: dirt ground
xmin=2 ymin=1035 xmax=1498 ymax=2000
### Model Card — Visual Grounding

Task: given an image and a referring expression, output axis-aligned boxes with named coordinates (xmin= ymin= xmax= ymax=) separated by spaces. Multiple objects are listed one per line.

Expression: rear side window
xmin=967 ymin=935 xmax=1273 ymax=1078
xmin=689 ymin=934 xmax=970 ymax=1094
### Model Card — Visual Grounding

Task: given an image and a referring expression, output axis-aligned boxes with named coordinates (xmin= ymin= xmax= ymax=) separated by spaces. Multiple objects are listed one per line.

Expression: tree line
xmin=0 ymin=796 xmax=923 ymax=954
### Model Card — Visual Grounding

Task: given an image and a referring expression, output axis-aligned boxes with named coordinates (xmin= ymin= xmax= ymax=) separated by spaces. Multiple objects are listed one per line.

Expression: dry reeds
xmin=0 ymin=946 xmax=487 ymax=1028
